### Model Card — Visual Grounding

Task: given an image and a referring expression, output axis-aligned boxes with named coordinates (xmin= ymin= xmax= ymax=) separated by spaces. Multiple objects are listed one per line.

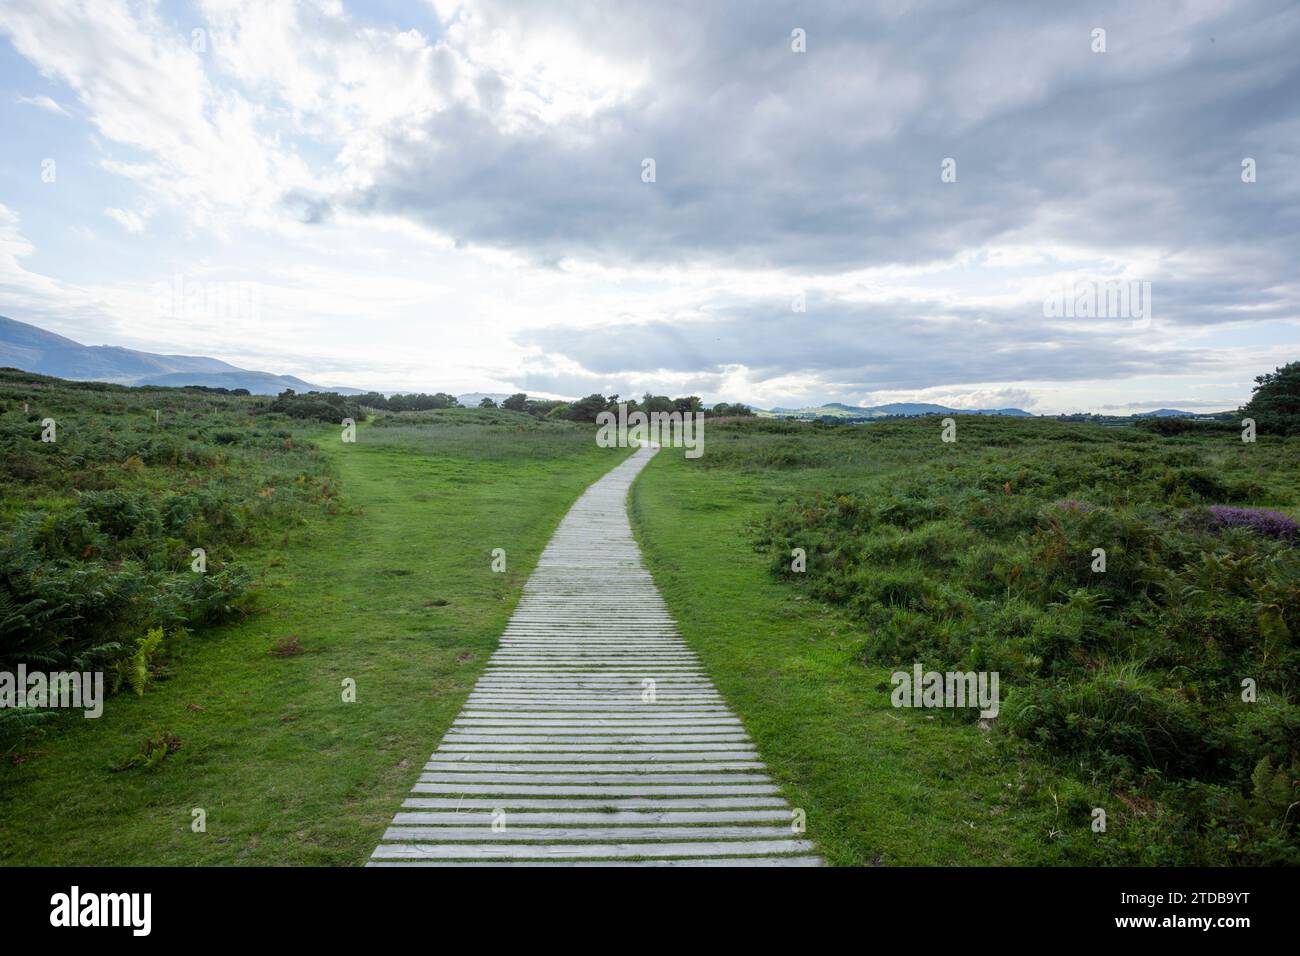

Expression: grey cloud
xmin=347 ymin=0 xmax=1300 ymax=286
xmin=519 ymin=295 xmax=1220 ymax=391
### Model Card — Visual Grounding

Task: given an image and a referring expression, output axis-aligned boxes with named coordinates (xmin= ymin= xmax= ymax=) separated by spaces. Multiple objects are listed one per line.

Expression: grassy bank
xmin=630 ymin=416 xmax=1300 ymax=865
xmin=0 ymin=390 xmax=626 ymax=864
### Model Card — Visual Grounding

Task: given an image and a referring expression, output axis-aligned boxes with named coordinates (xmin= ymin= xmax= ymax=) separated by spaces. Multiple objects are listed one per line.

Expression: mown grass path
xmin=0 ymin=424 xmax=624 ymax=864
xmin=369 ymin=445 xmax=818 ymax=865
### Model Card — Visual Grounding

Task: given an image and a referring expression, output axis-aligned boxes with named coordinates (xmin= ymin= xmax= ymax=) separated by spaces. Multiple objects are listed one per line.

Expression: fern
xmin=0 ymin=708 xmax=57 ymax=750
xmin=113 ymin=628 xmax=166 ymax=697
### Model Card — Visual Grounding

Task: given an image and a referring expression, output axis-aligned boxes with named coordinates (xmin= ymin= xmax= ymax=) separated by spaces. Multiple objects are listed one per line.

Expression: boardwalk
xmin=369 ymin=445 xmax=819 ymax=866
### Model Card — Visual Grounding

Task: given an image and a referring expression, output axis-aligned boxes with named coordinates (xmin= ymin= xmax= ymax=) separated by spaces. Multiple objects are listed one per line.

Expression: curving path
xmin=368 ymin=445 xmax=820 ymax=866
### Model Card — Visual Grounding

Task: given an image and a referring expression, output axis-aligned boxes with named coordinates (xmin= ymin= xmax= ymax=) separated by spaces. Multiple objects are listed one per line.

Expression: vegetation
xmin=0 ymin=369 xmax=341 ymax=749
xmin=632 ymin=412 xmax=1300 ymax=865
xmin=6 ymin=360 xmax=1296 ymax=866
xmin=351 ymin=391 xmax=460 ymax=412
xmin=0 ymin=374 xmax=626 ymax=863
xmin=1242 ymin=360 xmax=1300 ymax=436
xmin=266 ymin=388 xmax=365 ymax=423
xmin=485 ymin=391 xmax=752 ymax=424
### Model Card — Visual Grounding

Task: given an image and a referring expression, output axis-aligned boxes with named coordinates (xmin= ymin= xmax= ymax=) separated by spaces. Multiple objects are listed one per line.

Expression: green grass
xmin=0 ymin=415 xmax=629 ymax=865
xmin=630 ymin=443 xmax=1061 ymax=865
xmin=630 ymin=416 xmax=1300 ymax=865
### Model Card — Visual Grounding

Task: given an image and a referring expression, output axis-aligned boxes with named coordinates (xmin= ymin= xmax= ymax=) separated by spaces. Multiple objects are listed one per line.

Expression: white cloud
xmin=104 ymin=207 xmax=145 ymax=233
xmin=0 ymin=204 xmax=116 ymax=337
xmin=15 ymin=94 xmax=68 ymax=116
xmin=1 ymin=0 xmax=314 ymax=227
xmin=857 ymin=386 xmax=1040 ymax=411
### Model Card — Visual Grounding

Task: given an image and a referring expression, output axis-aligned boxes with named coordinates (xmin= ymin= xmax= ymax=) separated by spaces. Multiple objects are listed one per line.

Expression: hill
xmin=0 ymin=315 xmax=363 ymax=395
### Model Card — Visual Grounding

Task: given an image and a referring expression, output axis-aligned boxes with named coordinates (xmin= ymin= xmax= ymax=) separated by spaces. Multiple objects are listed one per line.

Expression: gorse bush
xmin=744 ymin=413 xmax=1300 ymax=864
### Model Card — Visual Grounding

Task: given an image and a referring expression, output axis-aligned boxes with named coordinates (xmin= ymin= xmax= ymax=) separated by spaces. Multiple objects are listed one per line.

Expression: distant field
xmin=0 ymin=375 xmax=628 ymax=864
xmin=631 ymin=416 xmax=1300 ymax=865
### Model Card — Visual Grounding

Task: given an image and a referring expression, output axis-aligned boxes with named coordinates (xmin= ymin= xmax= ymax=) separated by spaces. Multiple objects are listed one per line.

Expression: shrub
xmin=265 ymin=389 xmax=363 ymax=423
xmin=1002 ymin=665 xmax=1214 ymax=779
xmin=1206 ymin=505 xmax=1299 ymax=542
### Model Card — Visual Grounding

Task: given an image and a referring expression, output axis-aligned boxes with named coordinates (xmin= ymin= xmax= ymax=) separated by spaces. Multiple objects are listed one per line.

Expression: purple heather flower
xmin=1207 ymin=506 xmax=1299 ymax=542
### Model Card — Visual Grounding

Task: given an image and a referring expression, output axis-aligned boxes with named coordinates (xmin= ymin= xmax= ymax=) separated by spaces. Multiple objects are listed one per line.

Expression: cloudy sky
xmin=1 ymin=0 xmax=1297 ymax=412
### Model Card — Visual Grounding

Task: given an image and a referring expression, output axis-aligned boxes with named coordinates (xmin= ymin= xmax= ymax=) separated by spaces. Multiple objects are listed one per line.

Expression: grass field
xmin=631 ymin=416 xmax=1300 ymax=865
xmin=3 ymin=371 xmax=1296 ymax=866
xmin=0 ymin=384 xmax=628 ymax=864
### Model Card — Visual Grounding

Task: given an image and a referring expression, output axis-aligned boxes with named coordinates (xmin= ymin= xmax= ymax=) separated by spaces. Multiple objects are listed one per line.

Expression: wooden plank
xmin=392 ymin=810 xmax=790 ymax=825
xmin=381 ymin=825 xmax=796 ymax=841
xmin=440 ymin=735 xmax=747 ymax=743
xmin=410 ymin=784 xmax=780 ymax=796
xmin=426 ymin=754 xmax=759 ymax=764
xmin=367 ymin=856 xmax=823 ymax=867
xmin=371 ymin=839 xmax=815 ymax=859
xmin=425 ymin=761 xmax=764 ymax=772
xmin=435 ymin=743 xmax=756 ymax=753
xmin=417 ymin=772 xmax=772 ymax=784
xmin=400 ymin=797 xmax=788 ymax=809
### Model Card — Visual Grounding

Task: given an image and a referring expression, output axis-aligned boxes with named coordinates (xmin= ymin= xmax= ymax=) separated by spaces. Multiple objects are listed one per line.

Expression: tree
xmin=386 ymin=392 xmax=459 ymax=411
xmin=1243 ymin=361 xmax=1300 ymax=435
xmin=479 ymin=397 xmax=497 ymax=408
xmin=673 ymin=396 xmax=703 ymax=414
xmin=710 ymin=402 xmax=754 ymax=417
xmin=529 ymin=399 xmax=565 ymax=418
xmin=641 ymin=393 xmax=674 ymax=414
xmin=566 ymin=393 xmax=613 ymax=423
xmin=502 ymin=393 xmax=528 ymax=412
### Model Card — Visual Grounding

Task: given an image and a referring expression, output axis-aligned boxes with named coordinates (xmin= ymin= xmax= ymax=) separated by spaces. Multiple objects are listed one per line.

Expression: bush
xmin=1002 ymin=666 xmax=1215 ymax=779
xmin=265 ymin=389 xmax=363 ymax=423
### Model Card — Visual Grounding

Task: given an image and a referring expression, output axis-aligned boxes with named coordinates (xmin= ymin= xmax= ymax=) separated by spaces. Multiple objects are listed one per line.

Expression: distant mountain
xmin=763 ymin=401 xmax=1033 ymax=419
xmin=1134 ymin=408 xmax=1199 ymax=418
xmin=0 ymin=315 xmax=363 ymax=395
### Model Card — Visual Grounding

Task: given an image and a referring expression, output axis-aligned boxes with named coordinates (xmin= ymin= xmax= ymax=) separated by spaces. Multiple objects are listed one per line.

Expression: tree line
xmin=348 ymin=390 xmax=755 ymax=423
xmin=483 ymin=392 xmax=754 ymax=423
